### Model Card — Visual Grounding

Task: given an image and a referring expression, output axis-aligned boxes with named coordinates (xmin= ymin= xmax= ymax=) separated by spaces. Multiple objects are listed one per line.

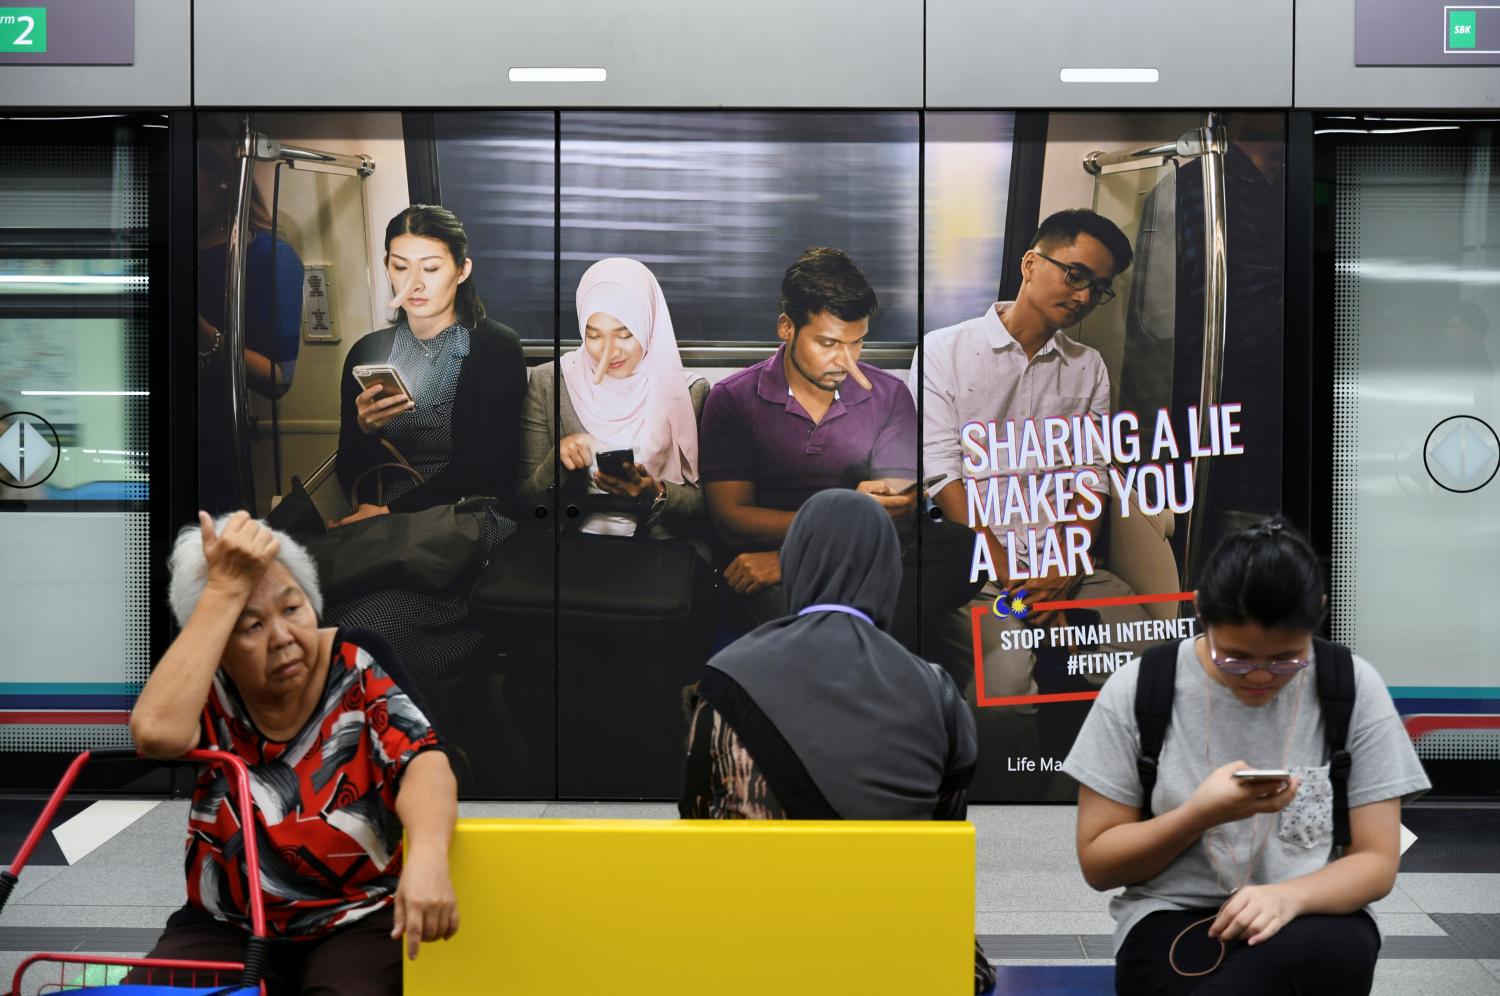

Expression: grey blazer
xmin=517 ymin=360 xmax=710 ymax=542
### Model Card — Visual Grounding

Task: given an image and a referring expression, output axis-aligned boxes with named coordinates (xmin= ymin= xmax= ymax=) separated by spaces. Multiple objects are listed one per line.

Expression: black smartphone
xmin=595 ymin=447 xmax=636 ymax=479
xmin=894 ymin=473 xmax=948 ymax=496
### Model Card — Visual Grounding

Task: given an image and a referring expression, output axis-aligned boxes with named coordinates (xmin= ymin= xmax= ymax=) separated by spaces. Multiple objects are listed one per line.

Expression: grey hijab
xmin=704 ymin=489 xmax=975 ymax=819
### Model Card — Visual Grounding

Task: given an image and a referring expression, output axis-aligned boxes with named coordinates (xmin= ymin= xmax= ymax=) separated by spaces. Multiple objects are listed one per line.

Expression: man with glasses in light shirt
xmin=913 ymin=210 xmax=1157 ymax=791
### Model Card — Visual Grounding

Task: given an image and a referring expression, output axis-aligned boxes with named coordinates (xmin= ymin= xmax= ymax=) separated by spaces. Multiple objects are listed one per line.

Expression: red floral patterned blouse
xmin=184 ymin=630 xmax=441 ymax=938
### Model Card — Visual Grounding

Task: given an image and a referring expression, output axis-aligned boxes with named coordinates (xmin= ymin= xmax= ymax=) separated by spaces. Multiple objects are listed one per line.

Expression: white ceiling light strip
xmin=509 ymin=68 xmax=607 ymax=83
xmin=1059 ymin=68 xmax=1159 ymax=84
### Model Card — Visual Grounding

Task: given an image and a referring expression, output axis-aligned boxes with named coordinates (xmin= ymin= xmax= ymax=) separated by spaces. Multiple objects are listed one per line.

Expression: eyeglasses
xmin=1033 ymin=252 xmax=1117 ymax=304
xmin=1206 ymin=633 xmax=1312 ymax=676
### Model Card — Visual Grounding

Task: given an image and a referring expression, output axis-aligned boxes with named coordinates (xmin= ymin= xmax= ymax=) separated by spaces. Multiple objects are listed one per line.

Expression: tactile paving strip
xmin=0 ymin=926 xmax=1484 ymax=960
xmin=1430 ymin=914 xmax=1500 ymax=960
xmin=0 ymin=926 xmax=160 ymax=952
xmin=978 ymin=932 xmax=1476 ymax=961
xmin=977 ymin=935 xmax=1091 ymax=958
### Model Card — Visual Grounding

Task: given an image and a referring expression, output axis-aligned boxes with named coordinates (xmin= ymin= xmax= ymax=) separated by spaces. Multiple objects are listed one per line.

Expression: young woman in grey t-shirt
xmin=1064 ymin=519 xmax=1429 ymax=994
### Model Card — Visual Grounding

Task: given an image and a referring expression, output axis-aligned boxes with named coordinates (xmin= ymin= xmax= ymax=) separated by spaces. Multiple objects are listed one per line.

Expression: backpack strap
xmin=1134 ymin=641 xmax=1182 ymax=819
xmin=1312 ymin=637 xmax=1357 ymax=847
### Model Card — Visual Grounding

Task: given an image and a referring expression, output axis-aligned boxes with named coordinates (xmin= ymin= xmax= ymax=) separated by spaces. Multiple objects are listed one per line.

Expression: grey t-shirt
xmin=1062 ymin=639 xmax=1431 ymax=953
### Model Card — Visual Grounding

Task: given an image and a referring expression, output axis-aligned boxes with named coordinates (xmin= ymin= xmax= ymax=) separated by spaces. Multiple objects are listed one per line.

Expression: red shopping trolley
xmin=1 ymin=748 xmax=268 ymax=995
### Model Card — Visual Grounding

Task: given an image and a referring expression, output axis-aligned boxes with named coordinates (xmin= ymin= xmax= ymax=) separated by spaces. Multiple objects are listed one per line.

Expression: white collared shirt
xmin=909 ymin=302 xmax=1112 ymax=561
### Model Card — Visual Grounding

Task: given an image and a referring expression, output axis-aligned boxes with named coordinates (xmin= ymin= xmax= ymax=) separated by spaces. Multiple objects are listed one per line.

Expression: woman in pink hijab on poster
xmin=518 ymin=257 xmax=709 ymax=544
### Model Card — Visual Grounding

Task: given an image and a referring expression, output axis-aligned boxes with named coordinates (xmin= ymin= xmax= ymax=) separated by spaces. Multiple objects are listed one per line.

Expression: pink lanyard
xmin=1201 ymin=666 xmax=1307 ymax=895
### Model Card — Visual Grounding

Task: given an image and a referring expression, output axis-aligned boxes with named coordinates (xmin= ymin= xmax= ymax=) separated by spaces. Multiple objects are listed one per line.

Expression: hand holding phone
xmin=855 ymin=478 xmax=921 ymax=526
xmin=593 ymin=448 xmax=662 ymax=501
xmin=1232 ymin=769 xmax=1293 ymax=783
xmin=353 ymin=364 xmax=413 ymax=402
xmin=352 ymin=364 xmax=414 ymax=435
xmin=892 ymin=473 xmax=948 ymax=497
xmin=1189 ymin=761 xmax=1301 ymax=827
xmin=595 ymin=447 xmax=636 ymax=481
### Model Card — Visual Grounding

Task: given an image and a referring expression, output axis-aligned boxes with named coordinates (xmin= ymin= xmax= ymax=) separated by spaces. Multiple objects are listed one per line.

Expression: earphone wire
xmin=1168 ymin=653 xmax=1309 ymax=977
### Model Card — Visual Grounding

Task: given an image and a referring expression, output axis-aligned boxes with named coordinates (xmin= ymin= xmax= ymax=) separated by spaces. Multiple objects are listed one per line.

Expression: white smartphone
xmin=1233 ymin=769 xmax=1292 ymax=782
xmin=352 ymin=364 xmax=413 ymax=402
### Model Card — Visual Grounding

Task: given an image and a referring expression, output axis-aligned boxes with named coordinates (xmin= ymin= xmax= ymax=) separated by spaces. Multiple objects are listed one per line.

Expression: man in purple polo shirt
xmin=699 ymin=247 xmax=919 ymax=634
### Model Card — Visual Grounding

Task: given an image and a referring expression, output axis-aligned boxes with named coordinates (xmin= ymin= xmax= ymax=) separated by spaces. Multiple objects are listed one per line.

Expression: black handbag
xmin=267 ymin=478 xmax=494 ymax=605
xmin=472 ymin=527 xmax=718 ymax=797
xmin=915 ymin=517 xmax=990 ymax=610
xmin=469 ymin=529 xmax=714 ymax=626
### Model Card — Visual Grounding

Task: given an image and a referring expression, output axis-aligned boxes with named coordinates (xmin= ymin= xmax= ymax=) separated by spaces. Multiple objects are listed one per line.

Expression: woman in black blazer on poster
xmin=329 ymin=204 xmax=527 ymax=791
xmin=336 ymin=203 xmax=525 ymax=521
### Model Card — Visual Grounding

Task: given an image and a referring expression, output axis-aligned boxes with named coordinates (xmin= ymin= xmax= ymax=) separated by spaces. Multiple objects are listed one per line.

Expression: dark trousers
xmin=1115 ymin=908 xmax=1380 ymax=995
xmin=127 ymin=906 xmax=401 ymax=995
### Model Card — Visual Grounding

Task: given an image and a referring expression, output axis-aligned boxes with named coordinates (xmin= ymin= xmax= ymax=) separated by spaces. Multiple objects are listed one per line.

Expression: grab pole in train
xmin=1186 ymin=112 xmax=1229 ymax=588
xmin=1083 ymin=114 xmax=1229 ymax=589
xmin=269 ymin=161 xmax=284 ymax=498
xmin=251 ymin=135 xmax=375 ymax=177
xmin=224 ymin=113 xmax=257 ymax=513
xmin=220 ymin=123 xmax=375 ymax=512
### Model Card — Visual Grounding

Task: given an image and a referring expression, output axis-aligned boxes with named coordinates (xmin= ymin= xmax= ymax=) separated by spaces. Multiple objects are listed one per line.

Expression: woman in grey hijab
xmin=681 ymin=487 xmax=978 ymax=820
xmin=681 ymin=489 xmax=991 ymax=991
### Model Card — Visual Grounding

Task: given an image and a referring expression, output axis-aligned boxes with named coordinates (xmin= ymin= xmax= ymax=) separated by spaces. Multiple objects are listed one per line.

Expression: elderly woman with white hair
xmin=129 ymin=511 xmax=460 ymax=995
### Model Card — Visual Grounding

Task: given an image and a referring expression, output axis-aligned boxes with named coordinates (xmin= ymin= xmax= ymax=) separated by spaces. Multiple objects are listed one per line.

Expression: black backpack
xmin=1133 ymin=637 xmax=1357 ymax=846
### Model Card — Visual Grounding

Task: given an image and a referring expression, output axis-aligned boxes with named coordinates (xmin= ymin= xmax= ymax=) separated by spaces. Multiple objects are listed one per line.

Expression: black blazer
xmin=336 ymin=317 xmax=526 ymax=514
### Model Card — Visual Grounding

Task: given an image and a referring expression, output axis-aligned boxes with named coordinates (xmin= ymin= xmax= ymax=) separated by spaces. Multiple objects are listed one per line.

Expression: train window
xmin=560 ymin=112 xmax=920 ymax=345
xmin=924 ymin=112 xmax=1015 ymax=332
xmin=424 ymin=112 xmax=557 ymax=345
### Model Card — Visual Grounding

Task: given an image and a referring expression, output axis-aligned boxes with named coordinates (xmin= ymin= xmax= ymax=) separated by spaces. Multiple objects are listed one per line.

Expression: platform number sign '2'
xmin=0 ymin=7 xmax=46 ymax=52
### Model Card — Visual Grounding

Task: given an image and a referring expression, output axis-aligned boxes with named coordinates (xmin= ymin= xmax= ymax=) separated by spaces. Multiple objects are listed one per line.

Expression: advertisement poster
xmin=196 ymin=110 xmax=1281 ymax=801
xmin=922 ymin=111 xmax=1285 ymax=799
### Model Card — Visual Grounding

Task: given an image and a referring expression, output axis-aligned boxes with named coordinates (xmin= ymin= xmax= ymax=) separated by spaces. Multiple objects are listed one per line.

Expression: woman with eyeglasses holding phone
xmin=1062 ymin=518 xmax=1429 ymax=994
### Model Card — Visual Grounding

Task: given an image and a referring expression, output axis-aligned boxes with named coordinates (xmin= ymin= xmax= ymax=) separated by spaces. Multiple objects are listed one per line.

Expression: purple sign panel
xmin=1357 ymin=0 xmax=1500 ymax=65
xmin=0 ymin=0 xmax=132 ymax=65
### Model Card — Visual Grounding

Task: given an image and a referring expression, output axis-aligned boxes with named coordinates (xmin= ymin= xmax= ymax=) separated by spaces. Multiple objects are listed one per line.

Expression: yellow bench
xmin=406 ymin=818 xmax=975 ymax=995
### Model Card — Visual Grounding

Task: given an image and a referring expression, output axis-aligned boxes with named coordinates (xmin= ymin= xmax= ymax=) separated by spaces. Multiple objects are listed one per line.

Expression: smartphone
xmin=1233 ymin=769 xmax=1292 ymax=782
xmin=352 ymin=364 xmax=414 ymax=403
xmin=894 ymin=473 xmax=948 ymax=497
xmin=595 ymin=447 xmax=636 ymax=479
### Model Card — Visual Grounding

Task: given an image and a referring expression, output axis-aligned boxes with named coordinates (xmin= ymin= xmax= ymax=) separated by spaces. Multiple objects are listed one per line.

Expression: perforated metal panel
xmin=1414 ymin=729 xmax=1500 ymax=761
xmin=0 ymin=725 xmax=134 ymax=752
xmin=1329 ymin=142 xmax=1500 ymax=725
xmin=1330 ymin=148 xmax=1363 ymax=649
xmin=0 ymin=125 xmax=156 ymax=752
